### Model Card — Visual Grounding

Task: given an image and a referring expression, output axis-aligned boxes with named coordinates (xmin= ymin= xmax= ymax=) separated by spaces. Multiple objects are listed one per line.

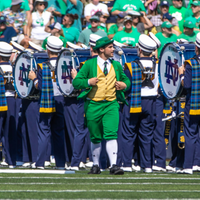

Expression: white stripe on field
xmin=0 ymin=169 xmax=75 ymax=174
xmin=0 ymin=190 xmax=200 ymax=193
xmin=0 ymin=177 xmax=200 ymax=180
xmin=1 ymin=182 xmax=200 ymax=185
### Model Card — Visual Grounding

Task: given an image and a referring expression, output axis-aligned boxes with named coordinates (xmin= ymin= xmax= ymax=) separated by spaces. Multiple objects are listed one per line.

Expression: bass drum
xmin=56 ymin=48 xmax=91 ymax=96
xmin=13 ymin=51 xmax=36 ymax=98
xmin=158 ymin=42 xmax=195 ymax=100
xmin=13 ymin=52 xmax=49 ymax=98
xmin=113 ymin=46 xmax=138 ymax=67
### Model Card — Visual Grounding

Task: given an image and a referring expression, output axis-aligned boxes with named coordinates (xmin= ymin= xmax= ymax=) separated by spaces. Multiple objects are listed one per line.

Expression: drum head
xmin=158 ymin=43 xmax=182 ymax=100
xmin=13 ymin=52 xmax=35 ymax=98
xmin=56 ymin=49 xmax=78 ymax=96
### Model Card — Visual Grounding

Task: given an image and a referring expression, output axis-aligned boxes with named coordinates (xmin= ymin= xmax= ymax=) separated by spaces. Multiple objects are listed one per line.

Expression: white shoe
xmin=166 ymin=165 xmax=176 ymax=172
xmin=16 ymin=161 xmax=24 ymax=166
xmin=9 ymin=165 xmax=16 ymax=169
xmin=37 ymin=166 xmax=44 ymax=170
xmin=0 ymin=161 xmax=8 ymax=166
xmin=152 ymin=165 xmax=166 ymax=172
xmin=79 ymin=162 xmax=86 ymax=169
xmin=44 ymin=161 xmax=51 ymax=167
xmin=31 ymin=162 xmax=36 ymax=168
xmin=145 ymin=168 xmax=152 ymax=173
xmin=192 ymin=165 xmax=199 ymax=171
xmin=122 ymin=167 xmax=132 ymax=172
xmin=70 ymin=166 xmax=79 ymax=171
xmin=132 ymin=165 xmax=141 ymax=172
xmin=85 ymin=161 xmax=93 ymax=168
xmin=22 ymin=162 xmax=31 ymax=168
xmin=178 ymin=168 xmax=193 ymax=174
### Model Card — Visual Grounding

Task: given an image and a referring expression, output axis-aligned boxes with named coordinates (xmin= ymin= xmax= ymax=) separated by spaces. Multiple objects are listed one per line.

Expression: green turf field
xmin=0 ymin=169 xmax=200 ymax=199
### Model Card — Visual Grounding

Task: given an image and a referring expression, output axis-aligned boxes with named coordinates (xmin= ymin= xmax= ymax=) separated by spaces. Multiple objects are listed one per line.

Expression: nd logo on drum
xmin=19 ymin=63 xmax=31 ymax=87
xmin=165 ymin=56 xmax=179 ymax=86
xmin=61 ymin=60 xmax=72 ymax=84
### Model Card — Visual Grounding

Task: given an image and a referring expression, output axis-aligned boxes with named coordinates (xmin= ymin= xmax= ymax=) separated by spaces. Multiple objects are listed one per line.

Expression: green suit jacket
xmin=72 ymin=57 xmax=131 ymax=105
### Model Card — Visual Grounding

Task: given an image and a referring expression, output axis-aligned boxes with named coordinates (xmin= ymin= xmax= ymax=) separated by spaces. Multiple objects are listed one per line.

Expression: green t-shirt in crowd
xmin=61 ymin=25 xmax=80 ymax=43
xmin=155 ymin=32 xmax=178 ymax=58
xmin=42 ymin=35 xmax=67 ymax=50
xmin=78 ymin=28 xmax=107 ymax=46
xmin=108 ymin=24 xmax=119 ymax=35
xmin=169 ymin=6 xmax=187 ymax=32
xmin=111 ymin=0 xmax=145 ymax=13
xmin=0 ymin=0 xmax=30 ymax=11
xmin=113 ymin=27 xmax=140 ymax=46
xmin=178 ymin=30 xmax=198 ymax=42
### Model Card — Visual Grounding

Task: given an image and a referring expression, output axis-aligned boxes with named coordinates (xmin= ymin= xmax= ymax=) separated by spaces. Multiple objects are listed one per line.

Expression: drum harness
xmin=134 ymin=56 xmax=156 ymax=89
xmin=0 ymin=66 xmax=15 ymax=92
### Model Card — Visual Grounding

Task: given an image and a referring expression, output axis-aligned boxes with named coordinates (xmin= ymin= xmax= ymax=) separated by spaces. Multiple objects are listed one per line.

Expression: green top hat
xmin=93 ymin=37 xmax=113 ymax=50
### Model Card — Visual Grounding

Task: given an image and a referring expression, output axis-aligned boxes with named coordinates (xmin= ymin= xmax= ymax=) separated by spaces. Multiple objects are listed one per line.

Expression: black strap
xmin=45 ymin=61 xmax=55 ymax=71
xmin=193 ymin=55 xmax=200 ymax=65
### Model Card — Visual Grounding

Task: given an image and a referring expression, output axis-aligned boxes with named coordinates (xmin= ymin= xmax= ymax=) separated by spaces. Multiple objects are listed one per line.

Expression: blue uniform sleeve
xmin=184 ymin=63 xmax=192 ymax=90
xmin=37 ymin=67 xmax=42 ymax=91
xmin=124 ymin=67 xmax=132 ymax=97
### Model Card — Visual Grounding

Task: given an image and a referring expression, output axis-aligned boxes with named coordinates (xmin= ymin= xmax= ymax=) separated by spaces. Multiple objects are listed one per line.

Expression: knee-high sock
xmin=106 ymin=140 xmax=118 ymax=166
xmin=91 ymin=142 xmax=101 ymax=166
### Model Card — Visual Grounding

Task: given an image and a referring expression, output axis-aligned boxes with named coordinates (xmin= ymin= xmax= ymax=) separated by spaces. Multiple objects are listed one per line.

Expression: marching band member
xmin=73 ymin=37 xmax=130 ymax=175
xmin=28 ymin=36 xmax=66 ymax=169
xmin=148 ymin=33 xmax=168 ymax=172
xmin=178 ymin=32 xmax=200 ymax=174
xmin=0 ymin=42 xmax=21 ymax=168
xmin=122 ymin=35 xmax=158 ymax=172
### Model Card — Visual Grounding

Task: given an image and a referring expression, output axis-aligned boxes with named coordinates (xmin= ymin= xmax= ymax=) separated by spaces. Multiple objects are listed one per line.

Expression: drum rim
xmin=158 ymin=42 xmax=182 ymax=100
xmin=13 ymin=51 xmax=35 ymax=98
xmin=55 ymin=48 xmax=77 ymax=96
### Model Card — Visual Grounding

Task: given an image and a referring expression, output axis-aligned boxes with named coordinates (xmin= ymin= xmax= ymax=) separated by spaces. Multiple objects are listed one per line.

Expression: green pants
xmin=85 ymin=100 xmax=119 ymax=144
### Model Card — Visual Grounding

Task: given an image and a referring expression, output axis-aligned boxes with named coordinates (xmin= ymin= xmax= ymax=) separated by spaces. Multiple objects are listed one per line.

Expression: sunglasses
xmin=39 ymin=3 xmax=46 ymax=6
xmin=132 ymin=16 xmax=139 ymax=19
xmin=174 ymin=0 xmax=182 ymax=2
xmin=103 ymin=16 xmax=108 ymax=19
xmin=91 ymin=20 xmax=98 ymax=23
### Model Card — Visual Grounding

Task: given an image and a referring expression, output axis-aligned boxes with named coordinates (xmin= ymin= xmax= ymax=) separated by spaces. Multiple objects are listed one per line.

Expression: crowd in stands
xmin=0 ymin=0 xmax=200 ymax=57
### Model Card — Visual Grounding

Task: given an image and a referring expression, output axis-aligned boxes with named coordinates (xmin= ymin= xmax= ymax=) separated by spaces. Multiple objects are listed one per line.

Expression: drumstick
xmin=69 ymin=49 xmax=75 ymax=69
xmin=180 ymin=46 xmax=185 ymax=66
xmin=118 ymin=50 xmax=123 ymax=66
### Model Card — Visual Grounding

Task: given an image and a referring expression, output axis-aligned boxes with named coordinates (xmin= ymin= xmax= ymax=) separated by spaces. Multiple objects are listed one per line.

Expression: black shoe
xmin=110 ymin=164 xmax=124 ymax=175
xmin=88 ymin=165 xmax=101 ymax=174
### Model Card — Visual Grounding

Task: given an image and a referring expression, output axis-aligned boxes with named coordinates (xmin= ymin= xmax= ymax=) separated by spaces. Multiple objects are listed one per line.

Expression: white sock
xmin=106 ymin=140 xmax=118 ymax=167
xmin=91 ymin=142 xmax=101 ymax=166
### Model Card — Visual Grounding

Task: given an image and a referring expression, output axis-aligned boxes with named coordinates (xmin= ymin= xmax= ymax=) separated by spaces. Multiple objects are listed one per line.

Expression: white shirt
xmin=84 ymin=2 xmax=109 ymax=17
xmin=97 ymin=56 xmax=111 ymax=73
xmin=50 ymin=59 xmax=62 ymax=97
xmin=31 ymin=11 xmax=51 ymax=40
xmin=88 ymin=56 xmax=111 ymax=86
xmin=140 ymin=59 xmax=158 ymax=97
xmin=0 ymin=63 xmax=15 ymax=97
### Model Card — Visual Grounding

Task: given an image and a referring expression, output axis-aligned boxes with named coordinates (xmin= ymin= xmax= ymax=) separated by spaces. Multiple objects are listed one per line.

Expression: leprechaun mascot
xmin=73 ymin=37 xmax=130 ymax=175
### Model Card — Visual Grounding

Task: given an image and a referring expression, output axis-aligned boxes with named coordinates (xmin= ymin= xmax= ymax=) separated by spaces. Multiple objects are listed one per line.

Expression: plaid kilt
xmin=0 ymin=75 xmax=7 ymax=111
xmin=130 ymin=61 xmax=142 ymax=113
xmin=188 ymin=58 xmax=200 ymax=115
xmin=39 ymin=63 xmax=55 ymax=113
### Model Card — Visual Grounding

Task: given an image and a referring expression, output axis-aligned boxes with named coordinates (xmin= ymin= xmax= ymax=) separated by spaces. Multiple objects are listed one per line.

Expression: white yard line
xmin=0 ymin=190 xmax=200 ymax=193
xmin=0 ymin=169 xmax=75 ymax=174
xmin=1 ymin=182 xmax=200 ymax=185
xmin=0 ymin=177 xmax=200 ymax=180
